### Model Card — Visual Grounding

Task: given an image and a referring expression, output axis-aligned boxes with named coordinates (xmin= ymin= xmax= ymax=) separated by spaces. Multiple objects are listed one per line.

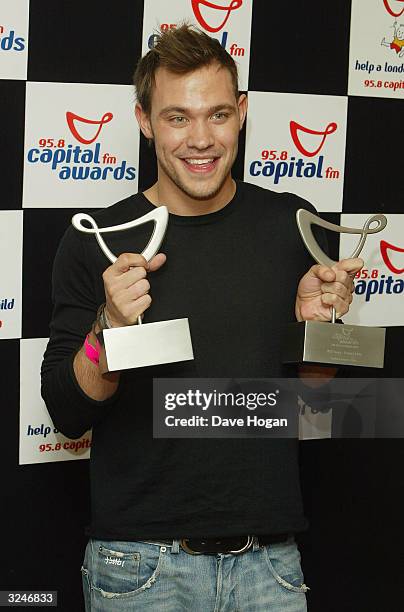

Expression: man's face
xmin=137 ymin=62 xmax=247 ymax=201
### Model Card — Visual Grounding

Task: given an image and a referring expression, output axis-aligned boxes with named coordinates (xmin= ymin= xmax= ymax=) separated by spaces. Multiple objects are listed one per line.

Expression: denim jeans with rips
xmin=81 ymin=535 xmax=309 ymax=611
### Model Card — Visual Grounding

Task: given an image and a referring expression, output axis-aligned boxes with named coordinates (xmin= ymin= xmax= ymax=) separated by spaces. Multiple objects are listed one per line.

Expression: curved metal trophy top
xmin=296 ymin=209 xmax=387 ymax=268
xmin=71 ymin=205 xmax=169 ymax=264
xmin=296 ymin=209 xmax=387 ymax=323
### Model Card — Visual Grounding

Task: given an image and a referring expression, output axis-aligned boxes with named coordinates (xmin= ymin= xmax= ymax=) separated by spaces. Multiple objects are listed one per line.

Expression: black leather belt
xmin=147 ymin=533 xmax=290 ymax=555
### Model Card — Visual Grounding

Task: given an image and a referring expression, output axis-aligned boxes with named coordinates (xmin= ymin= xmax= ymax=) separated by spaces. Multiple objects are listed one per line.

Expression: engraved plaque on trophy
xmin=72 ymin=206 xmax=194 ymax=373
xmin=283 ymin=209 xmax=387 ymax=368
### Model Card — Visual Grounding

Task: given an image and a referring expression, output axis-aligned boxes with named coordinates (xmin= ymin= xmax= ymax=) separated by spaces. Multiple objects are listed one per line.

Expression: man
xmin=41 ymin=25 xmax=361 ymax=611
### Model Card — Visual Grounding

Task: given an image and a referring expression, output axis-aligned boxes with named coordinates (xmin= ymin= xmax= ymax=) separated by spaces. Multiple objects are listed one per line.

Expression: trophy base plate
xmin=98 ymin=318 xmax=194 ymax=373
xmin=283 ymin=320 xmax=385 ymax=368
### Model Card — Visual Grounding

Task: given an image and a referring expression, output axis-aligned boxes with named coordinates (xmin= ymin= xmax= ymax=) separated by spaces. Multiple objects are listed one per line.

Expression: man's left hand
xmin=295 ymin=258 xmax=364 ymax=322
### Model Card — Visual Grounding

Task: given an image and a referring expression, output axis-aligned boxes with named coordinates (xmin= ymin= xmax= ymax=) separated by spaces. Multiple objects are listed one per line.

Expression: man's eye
xmin=170 ymin=116 xmax=187 ymax=124
xmin=211 ymin=112 xmax=228 ymax=121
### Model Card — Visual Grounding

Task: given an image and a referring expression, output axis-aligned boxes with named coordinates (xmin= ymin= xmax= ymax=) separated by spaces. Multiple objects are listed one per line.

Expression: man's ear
xmin=135 ymin=103 xmax=153 ymax=140
xmin=237 ymin=93 xmax=248 ymax=131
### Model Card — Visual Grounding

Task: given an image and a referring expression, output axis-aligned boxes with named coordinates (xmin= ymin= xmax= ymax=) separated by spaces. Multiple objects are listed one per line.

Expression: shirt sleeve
xmin=40 ymin=224 xmax=123 ymax=439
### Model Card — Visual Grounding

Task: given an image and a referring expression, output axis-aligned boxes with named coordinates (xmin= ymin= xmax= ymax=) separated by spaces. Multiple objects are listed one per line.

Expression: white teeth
xmin=185 ymin=158 xmax=214 ymax=165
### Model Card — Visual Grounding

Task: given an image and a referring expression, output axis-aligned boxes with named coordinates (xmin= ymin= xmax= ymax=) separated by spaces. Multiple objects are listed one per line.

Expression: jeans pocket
xmin=87 ymin=539 xmax=164 ymax=599
xmin=264 ymin=539 xmax=310 ymax=594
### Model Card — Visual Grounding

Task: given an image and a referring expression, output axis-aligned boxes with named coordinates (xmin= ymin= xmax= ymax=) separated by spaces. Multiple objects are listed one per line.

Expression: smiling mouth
xmin=380 ymin=240 xmax=404 ymax=274
xmin=181 ymin=157 xmax=220 ymax=173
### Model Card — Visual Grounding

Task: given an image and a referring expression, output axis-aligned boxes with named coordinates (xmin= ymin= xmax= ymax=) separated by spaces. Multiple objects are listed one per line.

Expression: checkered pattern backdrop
xmin=2 ymin=1 xmax=404 ymax=610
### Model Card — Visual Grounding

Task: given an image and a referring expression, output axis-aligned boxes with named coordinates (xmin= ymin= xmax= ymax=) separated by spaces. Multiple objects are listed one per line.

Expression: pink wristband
xmin=84 ymin=333 xmax=101 ymax=365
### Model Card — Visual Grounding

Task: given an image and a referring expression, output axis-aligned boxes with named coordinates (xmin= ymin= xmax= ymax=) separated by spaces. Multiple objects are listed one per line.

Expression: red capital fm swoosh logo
xmin=383 ymin=0 xmax=404 ymax=18
xmin=66 ymin=111 xmax=113 ymax=144
xmin=191 ymin=0 xmax=242 ymax=33
xmin=289 ymin=121 xmax=338 ymax=157
xmin=380 ymin=240 xmax=404 ymax=274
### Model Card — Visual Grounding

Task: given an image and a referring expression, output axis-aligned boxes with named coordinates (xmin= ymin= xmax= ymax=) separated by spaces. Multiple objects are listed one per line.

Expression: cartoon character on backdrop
xmin=381 ymin=20 xmax=404 ymax=57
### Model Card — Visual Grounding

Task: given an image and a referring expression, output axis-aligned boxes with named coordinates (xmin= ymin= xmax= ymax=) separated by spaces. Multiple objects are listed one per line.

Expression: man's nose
xmin=186 ymin=120 xmax=215 ymax=150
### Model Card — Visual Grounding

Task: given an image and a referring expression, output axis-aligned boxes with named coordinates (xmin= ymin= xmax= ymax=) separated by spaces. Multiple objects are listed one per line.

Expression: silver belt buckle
xmin=179 ymin=535 xmax=254 ymax=555
xmin=179 ymin=539 xmax=203 ymax=555
xmin=229 ymin=535 xmax=254 ymax=554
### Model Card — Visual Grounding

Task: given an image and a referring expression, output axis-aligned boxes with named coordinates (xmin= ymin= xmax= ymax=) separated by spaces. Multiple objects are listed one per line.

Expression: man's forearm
xmin=73 ymin=325 xmax=120 ymax=401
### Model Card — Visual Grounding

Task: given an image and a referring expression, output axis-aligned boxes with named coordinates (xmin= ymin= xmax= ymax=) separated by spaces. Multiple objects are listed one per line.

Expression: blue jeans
xmin=81 ymin=535 xmax=309 ymax=611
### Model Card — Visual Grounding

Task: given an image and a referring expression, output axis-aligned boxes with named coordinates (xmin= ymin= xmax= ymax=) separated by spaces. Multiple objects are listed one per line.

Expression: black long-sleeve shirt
xmin=41 ymin=180 xmax=317 ymax=540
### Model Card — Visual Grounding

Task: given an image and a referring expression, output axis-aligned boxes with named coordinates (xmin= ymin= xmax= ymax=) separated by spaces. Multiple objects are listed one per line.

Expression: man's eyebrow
xmin=159 ymin=103 xmax=236 ymax=116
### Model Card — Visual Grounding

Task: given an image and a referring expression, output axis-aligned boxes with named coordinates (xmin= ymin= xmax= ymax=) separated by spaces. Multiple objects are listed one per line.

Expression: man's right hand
xmin=102 ymin=252 xmax=167 ymax=327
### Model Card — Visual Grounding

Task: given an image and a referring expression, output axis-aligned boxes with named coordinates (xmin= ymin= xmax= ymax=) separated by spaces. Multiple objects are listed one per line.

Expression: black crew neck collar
xmin=139 ymin=180 xmax=242 ymax=226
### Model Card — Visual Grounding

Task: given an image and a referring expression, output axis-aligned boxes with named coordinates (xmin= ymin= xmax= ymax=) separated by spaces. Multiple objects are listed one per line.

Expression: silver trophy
xmin=283 ymin=209 xmax=387 ymax=368
xmin=72 ymin=206 xmax=194 ymax=373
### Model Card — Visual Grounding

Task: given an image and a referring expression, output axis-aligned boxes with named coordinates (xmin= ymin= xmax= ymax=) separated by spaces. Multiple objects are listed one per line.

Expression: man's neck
xmin=143 ymin=176 xmax=236 ymax=216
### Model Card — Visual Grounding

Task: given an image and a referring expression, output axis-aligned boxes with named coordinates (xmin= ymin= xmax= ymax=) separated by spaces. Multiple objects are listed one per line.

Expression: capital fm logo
xmin=26 ymin=110 xmax=136 ymax=182
xmin=147 ymin=0 xmax=245 ymax=59
xmin=0 ymin=24 xmax=25 ymax=52
xmin=249 ymin=118 xmax=340 ymax=185
xmin=383 ymin=0 xmax=404 ymax=18
xmin=66 ymin=111 xmax=113 ymax=145
xmin=191 ymin=0 xmax=242 ymax=32
xmin=353 ymin=238 xmax=404 ymax=303
xmin=380 ymin=239 xmax=404 ymax=273
xmin=331 ymin=326 xmax=358 ymax=346
xmin=289 ymin=121 xmax=337 ymax=158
